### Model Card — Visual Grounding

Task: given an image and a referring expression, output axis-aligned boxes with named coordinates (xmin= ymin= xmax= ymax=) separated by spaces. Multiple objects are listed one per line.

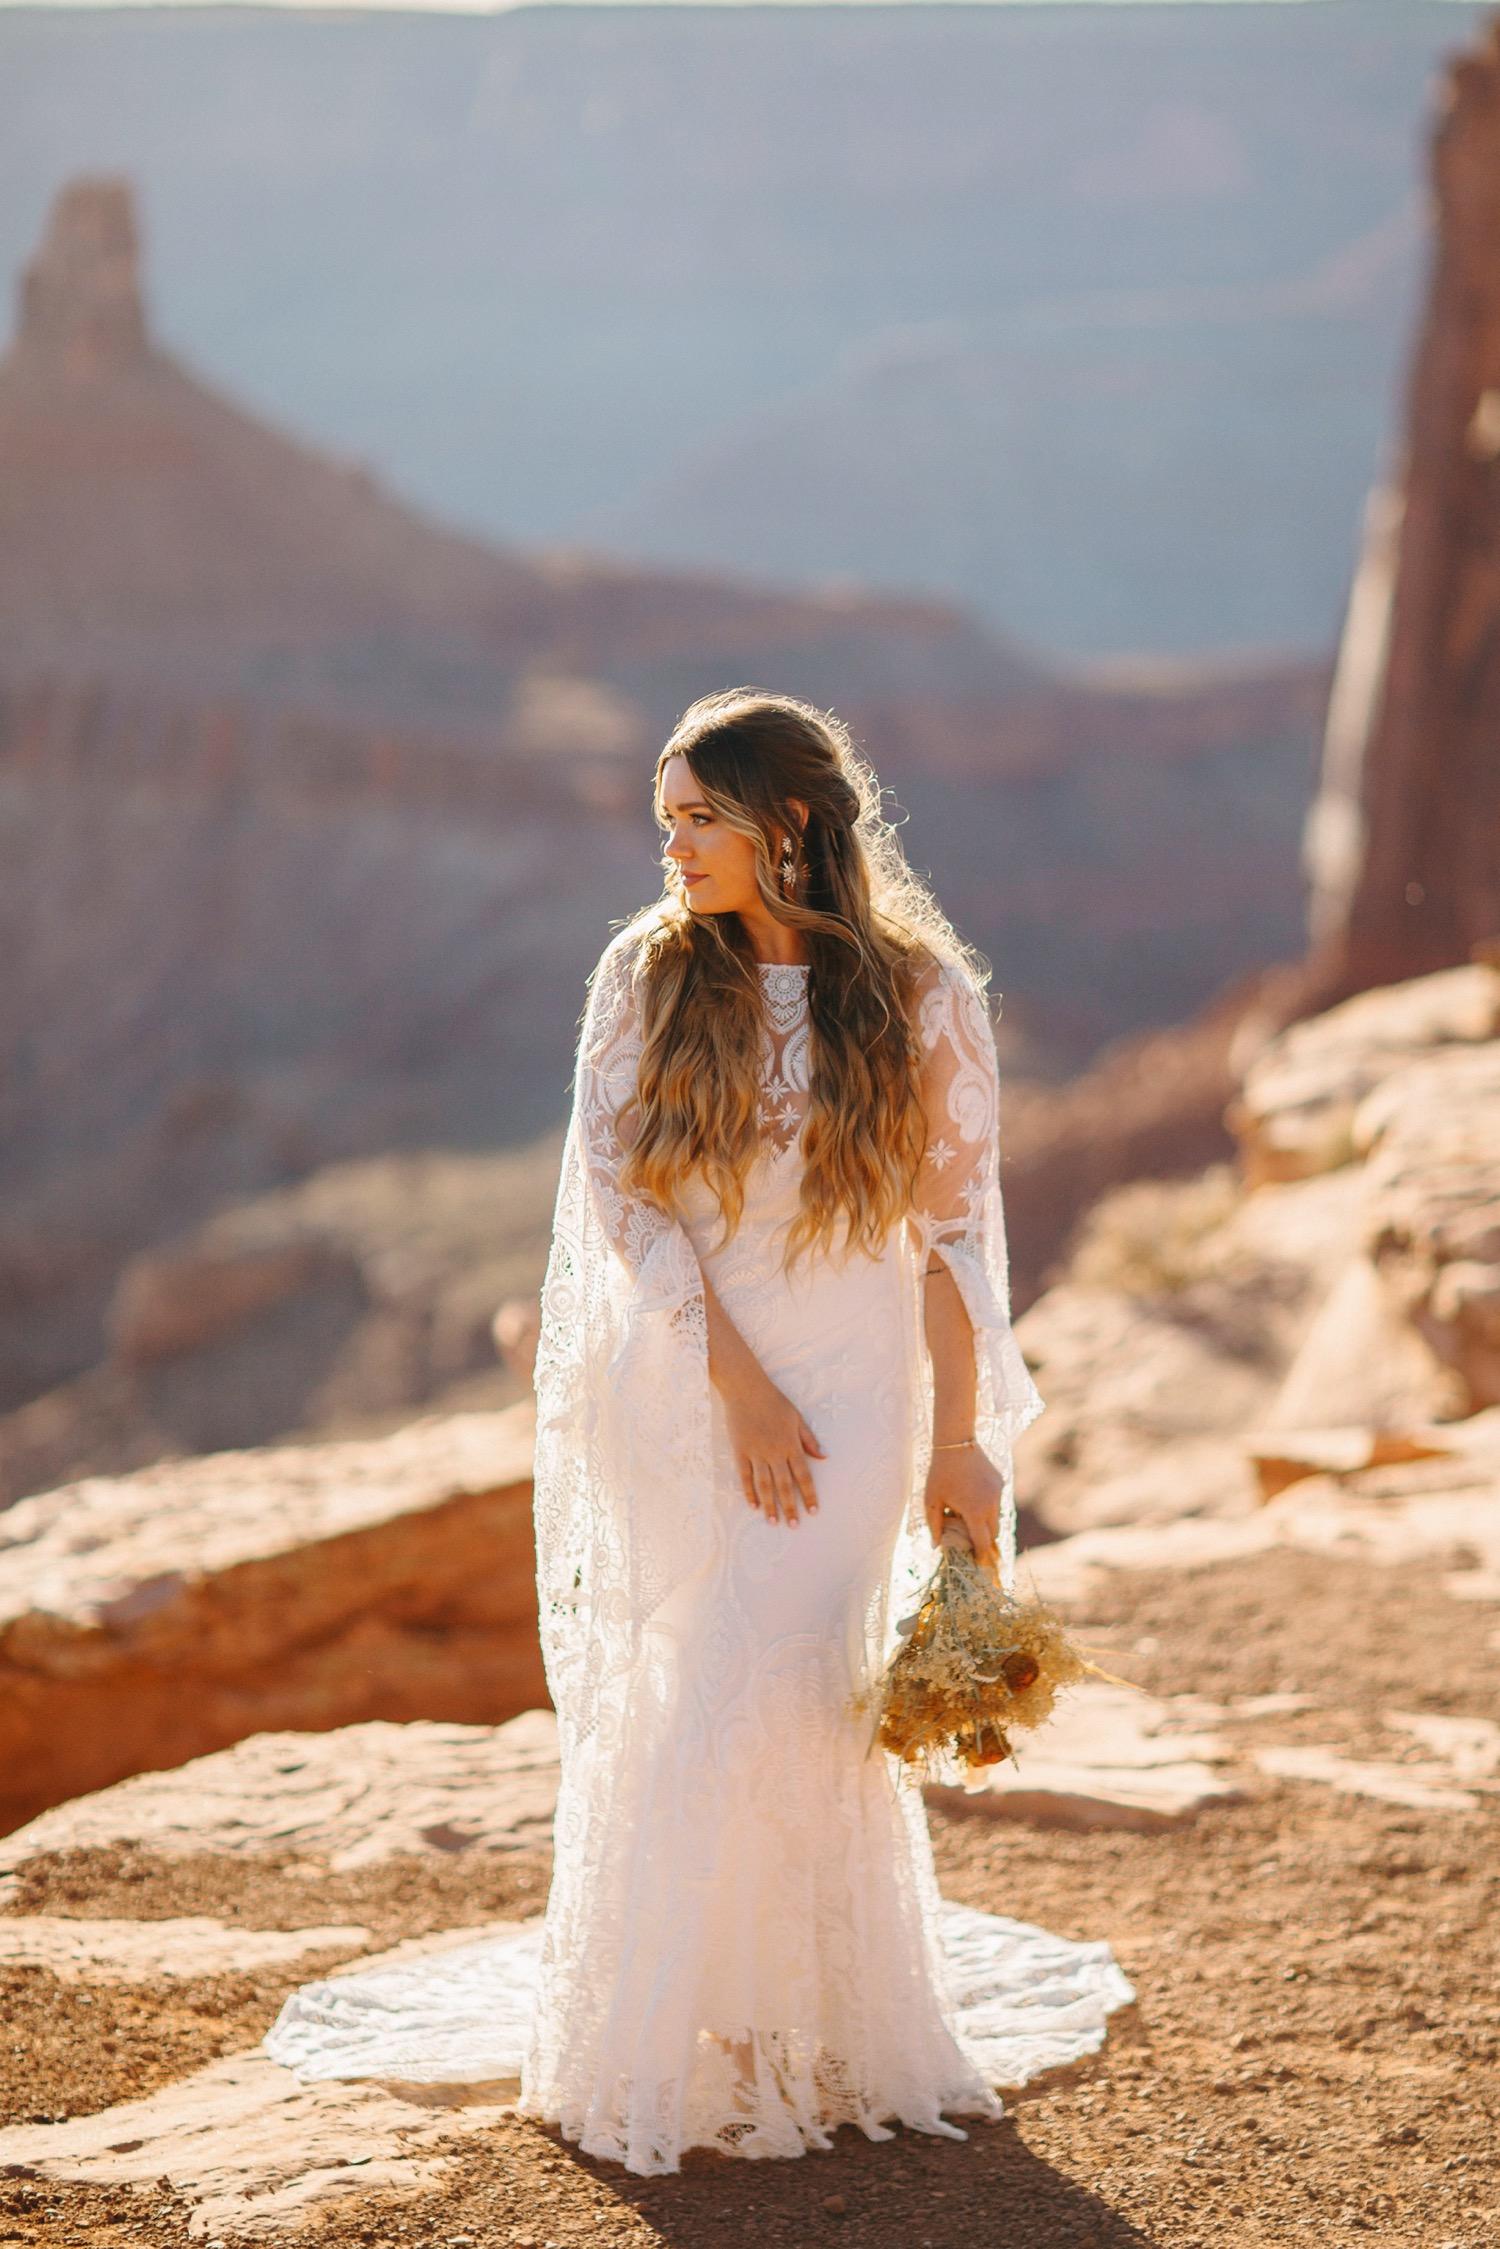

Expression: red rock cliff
xmin=1300 ymin=18 xmax=1500 ymax=1005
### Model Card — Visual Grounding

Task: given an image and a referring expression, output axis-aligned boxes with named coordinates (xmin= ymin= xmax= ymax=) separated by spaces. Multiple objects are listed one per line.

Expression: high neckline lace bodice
xmin=752 ymin=962 xmax=812 ymax=1151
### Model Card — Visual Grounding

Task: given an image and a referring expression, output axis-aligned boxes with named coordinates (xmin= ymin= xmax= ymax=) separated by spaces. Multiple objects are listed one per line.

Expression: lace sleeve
xmin=578 ymin=934 xmax=695 ymax=1270
xmin=531 ymin=929 xmax=716 ymax=1772
xmin=907 ymin=951 xmax=1046 ymax=1589
xmin=575 ymin=931 xmax=707 ymax=1360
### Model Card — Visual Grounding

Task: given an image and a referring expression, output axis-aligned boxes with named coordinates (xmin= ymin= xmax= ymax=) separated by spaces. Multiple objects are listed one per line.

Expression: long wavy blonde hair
xmin=609 ymin=688 xmax=993 ymax=1272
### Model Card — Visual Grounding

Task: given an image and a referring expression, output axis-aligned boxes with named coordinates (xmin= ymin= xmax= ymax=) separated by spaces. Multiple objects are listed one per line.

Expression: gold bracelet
xmin=932 ymin=1435 xmax=977 ymax=1451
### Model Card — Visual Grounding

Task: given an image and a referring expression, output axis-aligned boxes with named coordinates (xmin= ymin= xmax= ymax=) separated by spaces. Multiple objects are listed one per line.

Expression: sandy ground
xmin=1 ymin=1541 xmax=1496 ymax=2248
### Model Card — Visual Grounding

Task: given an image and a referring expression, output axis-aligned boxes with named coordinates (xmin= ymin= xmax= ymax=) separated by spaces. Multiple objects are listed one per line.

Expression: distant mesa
xmin=0 ymin=174 xmax=1043 ymax=731
xmin=0 ymin=173 xmax=551 ymax=724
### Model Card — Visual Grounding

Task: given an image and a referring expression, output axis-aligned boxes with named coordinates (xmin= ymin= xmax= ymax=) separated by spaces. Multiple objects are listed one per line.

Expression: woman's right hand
xmin=721 ymin=1369 xmax=826 ymax=1526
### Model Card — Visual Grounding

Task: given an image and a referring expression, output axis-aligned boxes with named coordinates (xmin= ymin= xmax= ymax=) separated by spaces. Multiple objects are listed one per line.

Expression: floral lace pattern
xmin=263 ymin=929 xmax=1130 ymax=2178
xmin=904 ymin=949 xmax=1047 ymax=1591
xmin=755 ymin=960 xmax=813 ymax=1155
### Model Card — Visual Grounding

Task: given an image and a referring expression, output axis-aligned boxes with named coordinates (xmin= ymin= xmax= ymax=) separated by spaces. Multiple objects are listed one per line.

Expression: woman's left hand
xmin=923 ymin=1444 xmax=1004 ymax=1577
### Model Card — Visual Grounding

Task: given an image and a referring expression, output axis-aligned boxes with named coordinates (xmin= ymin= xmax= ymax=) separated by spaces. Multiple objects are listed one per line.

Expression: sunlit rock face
xmin=0 ymin=1407 xmax=543 ymax=1836
xmin=1302 ymin=21 xmax=1500 ymax=1006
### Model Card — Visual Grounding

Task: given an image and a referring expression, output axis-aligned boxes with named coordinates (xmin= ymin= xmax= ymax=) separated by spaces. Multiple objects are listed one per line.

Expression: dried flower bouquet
xmin=852 ymin=1518 xmax=1122 ymax=1786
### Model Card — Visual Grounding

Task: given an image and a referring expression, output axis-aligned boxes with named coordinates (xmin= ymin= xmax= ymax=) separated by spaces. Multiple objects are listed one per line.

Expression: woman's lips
xmin=682 ymin=872 xmax=707 ymax=886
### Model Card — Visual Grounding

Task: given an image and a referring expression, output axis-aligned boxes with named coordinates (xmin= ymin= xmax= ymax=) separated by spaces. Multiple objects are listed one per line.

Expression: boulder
xmin=1257 ymin=1255 xmax=1460 ymax=1433
xmin=0 ymin=1408 xmax=545 ymax=1834
xmin=1355 ymin=1043 xmax=1500 ymax=1409
xmin=1227 ymin=964 xmax=1500 ymax=1188
xmin=1224 ymin=995 xmax=1500 ymax=1429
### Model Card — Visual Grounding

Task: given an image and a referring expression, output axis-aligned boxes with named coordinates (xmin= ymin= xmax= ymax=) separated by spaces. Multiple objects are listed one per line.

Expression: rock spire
xmin=14 ymin=174 xmax=149 ymax=377
xmin=1301 ymin=20 xmax=1500 ymax=1002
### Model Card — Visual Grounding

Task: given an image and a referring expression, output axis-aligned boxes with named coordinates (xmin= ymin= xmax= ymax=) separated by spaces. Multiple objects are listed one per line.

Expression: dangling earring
xmin=779 ymin=837 xmax=797 ymax=897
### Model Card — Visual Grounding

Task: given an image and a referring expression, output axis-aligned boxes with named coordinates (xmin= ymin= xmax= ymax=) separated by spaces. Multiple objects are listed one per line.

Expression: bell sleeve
xmin=574 ymin=930 xmax=709 ymax=1375
xmin=531 ymin=927 xmax=717 ymax=1767
xmin=907 ymin=951 xmax=1047 ymax=1592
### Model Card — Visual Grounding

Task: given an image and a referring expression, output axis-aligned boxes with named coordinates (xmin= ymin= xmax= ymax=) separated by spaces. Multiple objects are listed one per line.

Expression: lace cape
xmin=531 ymin=925 xmax=1047 ymax=1783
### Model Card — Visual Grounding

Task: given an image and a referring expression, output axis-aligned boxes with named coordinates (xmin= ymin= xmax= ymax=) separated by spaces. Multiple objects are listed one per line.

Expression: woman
xmin=265 ymin=690 xmax=1132 ymax=2172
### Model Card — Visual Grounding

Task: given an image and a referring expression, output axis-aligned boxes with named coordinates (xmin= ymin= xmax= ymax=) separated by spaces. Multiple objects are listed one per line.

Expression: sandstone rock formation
xmin=0 ymin=2045 xmax=522 ymax=2236
xmin=1288 ymin=19 xmax=1500 ymax=1018
xmin=0 ymin=1407 xmax=542 ymax=1835
xmin=1228 ymin=960 xmax=1500 ymax=1186
xmin=1254 ymin=1717 xmax=1500 ymax=1816
xmin=0 ymin=1916 xmax=372 ymax=1983
xmin=0 ymin=1710 xmax=561 ymax=1877
xmin=1024 ymin=1414 xmax=1500 ymax=1612
xmin=14 ymin=173 xmax=146 ymax=375
xmin=1230 ymin=961 xmax=1500 ymax=1419
xmin=913 ymin=15 xmax=1500 ymax=1341
xmin=1002 ymin=957 xmax=1500 ymax=1552
xmin=0 ymin=1723 xmax=571 ymax=2232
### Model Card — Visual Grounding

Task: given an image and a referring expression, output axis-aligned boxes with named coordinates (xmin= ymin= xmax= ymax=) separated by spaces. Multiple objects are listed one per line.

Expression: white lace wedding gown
xmin=265 ymin=932 xmax=1133 ymax=2174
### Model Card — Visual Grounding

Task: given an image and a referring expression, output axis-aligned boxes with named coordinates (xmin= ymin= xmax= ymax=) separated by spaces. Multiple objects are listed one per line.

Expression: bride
xmin=265 ymin=689 xmax=1132 ymax=2173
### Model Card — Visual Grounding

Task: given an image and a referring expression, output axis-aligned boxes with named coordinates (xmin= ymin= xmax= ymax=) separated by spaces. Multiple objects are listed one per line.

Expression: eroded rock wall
xmin=1301 ymin=19 xmax=1500 ymax=1004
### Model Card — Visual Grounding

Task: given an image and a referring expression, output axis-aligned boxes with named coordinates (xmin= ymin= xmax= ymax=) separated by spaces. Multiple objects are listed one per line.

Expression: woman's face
xmin=656 ymin=753 xmax=764 ymax=919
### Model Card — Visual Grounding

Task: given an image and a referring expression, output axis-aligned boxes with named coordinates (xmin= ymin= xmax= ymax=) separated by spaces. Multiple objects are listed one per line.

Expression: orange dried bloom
xmin=850 ymin=1530 xmax=1110 ymax=1785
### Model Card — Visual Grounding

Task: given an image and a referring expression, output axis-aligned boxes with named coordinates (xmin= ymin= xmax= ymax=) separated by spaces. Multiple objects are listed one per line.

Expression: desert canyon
xmin=0 ymin=6 xmax=1497 ymax=2248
